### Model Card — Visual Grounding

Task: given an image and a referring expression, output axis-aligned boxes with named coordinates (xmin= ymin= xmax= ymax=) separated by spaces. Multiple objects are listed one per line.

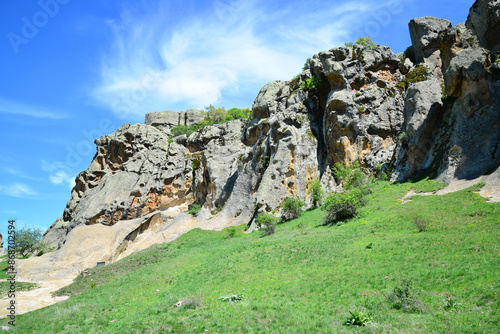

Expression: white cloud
xmin=41 ymin=160 xmax=76 ymax=189
xmin=92 ymin=0 xmax=386 ymax=119
xmin=0 ymin=183 xmax=37 ymax=198
xmin=0 ymin=97 xmax=67 ymax=119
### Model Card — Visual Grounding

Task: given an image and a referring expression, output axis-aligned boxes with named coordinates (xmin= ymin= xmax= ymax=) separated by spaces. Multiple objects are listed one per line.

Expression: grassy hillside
xmin=3 ymin=180 xmax=499 ymax=333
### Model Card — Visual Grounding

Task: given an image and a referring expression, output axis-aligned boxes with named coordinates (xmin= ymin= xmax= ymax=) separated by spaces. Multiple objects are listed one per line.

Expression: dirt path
xmin=0 ymin=278 xmax=73 ymax=317
xmin=401 ymin=170 xmax=500 ymax=204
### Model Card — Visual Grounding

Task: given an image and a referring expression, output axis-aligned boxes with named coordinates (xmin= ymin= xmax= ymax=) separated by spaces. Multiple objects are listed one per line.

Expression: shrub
xmin=323 ymin=188 xmax=365 ymax=225
xmin=281 ymin=196 xmax=304 ymax=221
xmin=227 ymin=107 xmax=253 ymax=120
xmin=345 ymin=37 xmax=376 ymax=51
xmin=387 ymin=278 xmax=427 ymax=313
xmin=413 ymin=215 xmax=429 ymax=232
xmin=300 ymin=76 xmax=321 ymax=96
xmin=187 ymin=204 xmax=202 ymax=216
xmin=374 ymin=164 xmax=389 ymax=181
xmin=307 ymin=178 xmax=324 ymax=207
xmin=344 ymin=309 xmax=372 ymax=327
xmin=170 ymin=105 xmax=252 ymax=138
xmin=397 ymin=64 xmax=430 ymax=93
xmin=257 ymin=212 xmax=278 ymax=235
xmin=224 ymin=226 xmax=242 ymax=239
xmin=332 ymin=161 xmax=368 ymax=191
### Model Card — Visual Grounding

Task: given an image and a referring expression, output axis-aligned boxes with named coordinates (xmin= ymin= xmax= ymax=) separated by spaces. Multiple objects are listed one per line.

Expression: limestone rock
xmin=252 ymin=81 xmax=287 ymax=119
xmin=466 ymin=0 xmax=500 ymax=52
xmin=185 ymin=109 xmax=204 ymax=126
xmin=310 ymin=45 xmax=405 ymax=169
xmin=409 ymin=17 xmax=452 ymax=63
xmin=443 ymin=47 xmax=490 ymax=98
xmin=391 ymin=79 xmax=444 ymax=180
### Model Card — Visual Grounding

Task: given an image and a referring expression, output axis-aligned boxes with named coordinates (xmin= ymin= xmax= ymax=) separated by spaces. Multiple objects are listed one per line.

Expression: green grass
xmin=3 ymin=180 xmax=499 ymax=333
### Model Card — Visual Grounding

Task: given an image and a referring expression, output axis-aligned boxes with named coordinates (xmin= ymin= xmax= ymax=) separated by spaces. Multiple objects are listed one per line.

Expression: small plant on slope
xmin=218 ymin=294 xmax=244 ymax=302
xmin=344 ymin=309 xmax=372 ymax=327
xmin=387 ymin=278 xmax=427 ymax=313
xmin=187 ymin=204 xmax=202 ymax=216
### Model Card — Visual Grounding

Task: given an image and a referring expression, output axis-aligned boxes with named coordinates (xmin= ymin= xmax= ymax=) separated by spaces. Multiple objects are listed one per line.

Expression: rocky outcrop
xmin=309 ymin=45 xmax=405 ymax=169
xmin=32 ymin=0 xmax=500 ymax=281
xmin=144 ymin=109 xmax=204 ymax=135
xmin=467 ymin=0 xmax=500 ymax=52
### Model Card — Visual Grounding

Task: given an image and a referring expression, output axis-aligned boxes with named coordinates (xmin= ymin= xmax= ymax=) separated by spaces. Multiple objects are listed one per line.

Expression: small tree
xmin=257 ymin=212 xmax=278 ymax=235
xmin=355 ymin=37 xmax=376 ymax=50
xmin=332 ymin=161 xmax=368 ymax=191
xmin=204 ymin=104 xmax=227 ymax=123
xmin=307 ymin=178 xmax=324 ymax=207
xmin=281 ymin=196 xmax=305 ymax=221
xmin=15 ymin=226 xmax=45 ymax=257
xmin=345 ymin=37 xmax=376 ymax=51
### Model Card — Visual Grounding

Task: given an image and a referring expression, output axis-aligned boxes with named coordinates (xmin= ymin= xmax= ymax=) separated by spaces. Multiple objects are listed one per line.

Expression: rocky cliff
xmin=20 ymin=0 xmax=500 ymax=280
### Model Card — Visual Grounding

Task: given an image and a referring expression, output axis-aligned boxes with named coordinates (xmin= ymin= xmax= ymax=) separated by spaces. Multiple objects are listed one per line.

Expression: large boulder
xmin=409 ymin=17 xmax=452 ymax=63
xmin=185 ymin=109 xmax=204 ymax=126
xmin=466 ymin=0 xmax=500 ymax=52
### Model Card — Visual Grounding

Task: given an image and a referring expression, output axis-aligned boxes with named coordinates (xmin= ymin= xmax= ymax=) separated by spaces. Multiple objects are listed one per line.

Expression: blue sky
xmin=0 ymin=0 xmax=473 ymax=243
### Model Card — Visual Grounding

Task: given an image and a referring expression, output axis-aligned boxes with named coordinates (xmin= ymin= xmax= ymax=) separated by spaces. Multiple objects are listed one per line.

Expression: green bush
xmin=227 ymin=107 xmax=253 ymax=120
xmin=170 ymin=105 xmax=253 ymax=138
xmin=387 ymin=278 xmax=427 ymax=313
xmin=300 ymin=76 xmax=321 ymax=96
xmin=256 ymin=212 xmax=278 ymax=235
xmin=413 ymin=215 xmax=429 ymax=232
xmin=345 ymin=36 xmax=376 ymax=51
xmin=323 ymin=188 xmax=365 ymax=225
xmin=187 ymin=204 xmax=202 ymax=216
xmin=396 ymin=64 xmax=430 ymax=93
xmin=307 ymin=178 xmax=324 ymax=207
xmin=281 ymin=196 xmax=304 ymax=221
xmin=374 ymin=164 xmax=389 ymax=181
xmin=332 ymin=161 xmax=368 ymax=191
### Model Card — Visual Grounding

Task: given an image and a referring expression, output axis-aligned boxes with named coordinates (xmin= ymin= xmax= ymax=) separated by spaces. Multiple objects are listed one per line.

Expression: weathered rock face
xmin=392 ymin=5 xmax=500 ymax=181
xmin=467 ymin=0 xmax=500 ymax=52
xmin=144 ymin=109 xmax=204 ymax=135
xmin=36 ymin=0 xmax=500 ymax=280
xmin=309 ymin=45 xmax=405 ymax=169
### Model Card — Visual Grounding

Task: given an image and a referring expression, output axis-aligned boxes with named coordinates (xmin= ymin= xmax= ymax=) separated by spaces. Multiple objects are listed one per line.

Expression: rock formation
xmin=19 ymin=0 xmax=500 ymax=281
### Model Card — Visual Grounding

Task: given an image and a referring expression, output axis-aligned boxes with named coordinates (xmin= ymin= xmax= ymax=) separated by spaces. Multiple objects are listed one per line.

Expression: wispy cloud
xmin=0 ymin=97 xmax=68 ymax=119
xmin=2 ymin=168 xmax=40 ymax=181
xmin=41 ymin=160 xmax=76 ymax=189
xmin=0 ymin=183 xmax=37 ymax=198
xmin=93 ymin=0 xmax=386 ymax=118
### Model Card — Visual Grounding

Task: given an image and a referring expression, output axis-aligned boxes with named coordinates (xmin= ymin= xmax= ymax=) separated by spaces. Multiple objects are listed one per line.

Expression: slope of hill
xmin=3 ymin=0 xmax=500 ymax=329
xmin=3 ymin=179 xmax=499 ymax=333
